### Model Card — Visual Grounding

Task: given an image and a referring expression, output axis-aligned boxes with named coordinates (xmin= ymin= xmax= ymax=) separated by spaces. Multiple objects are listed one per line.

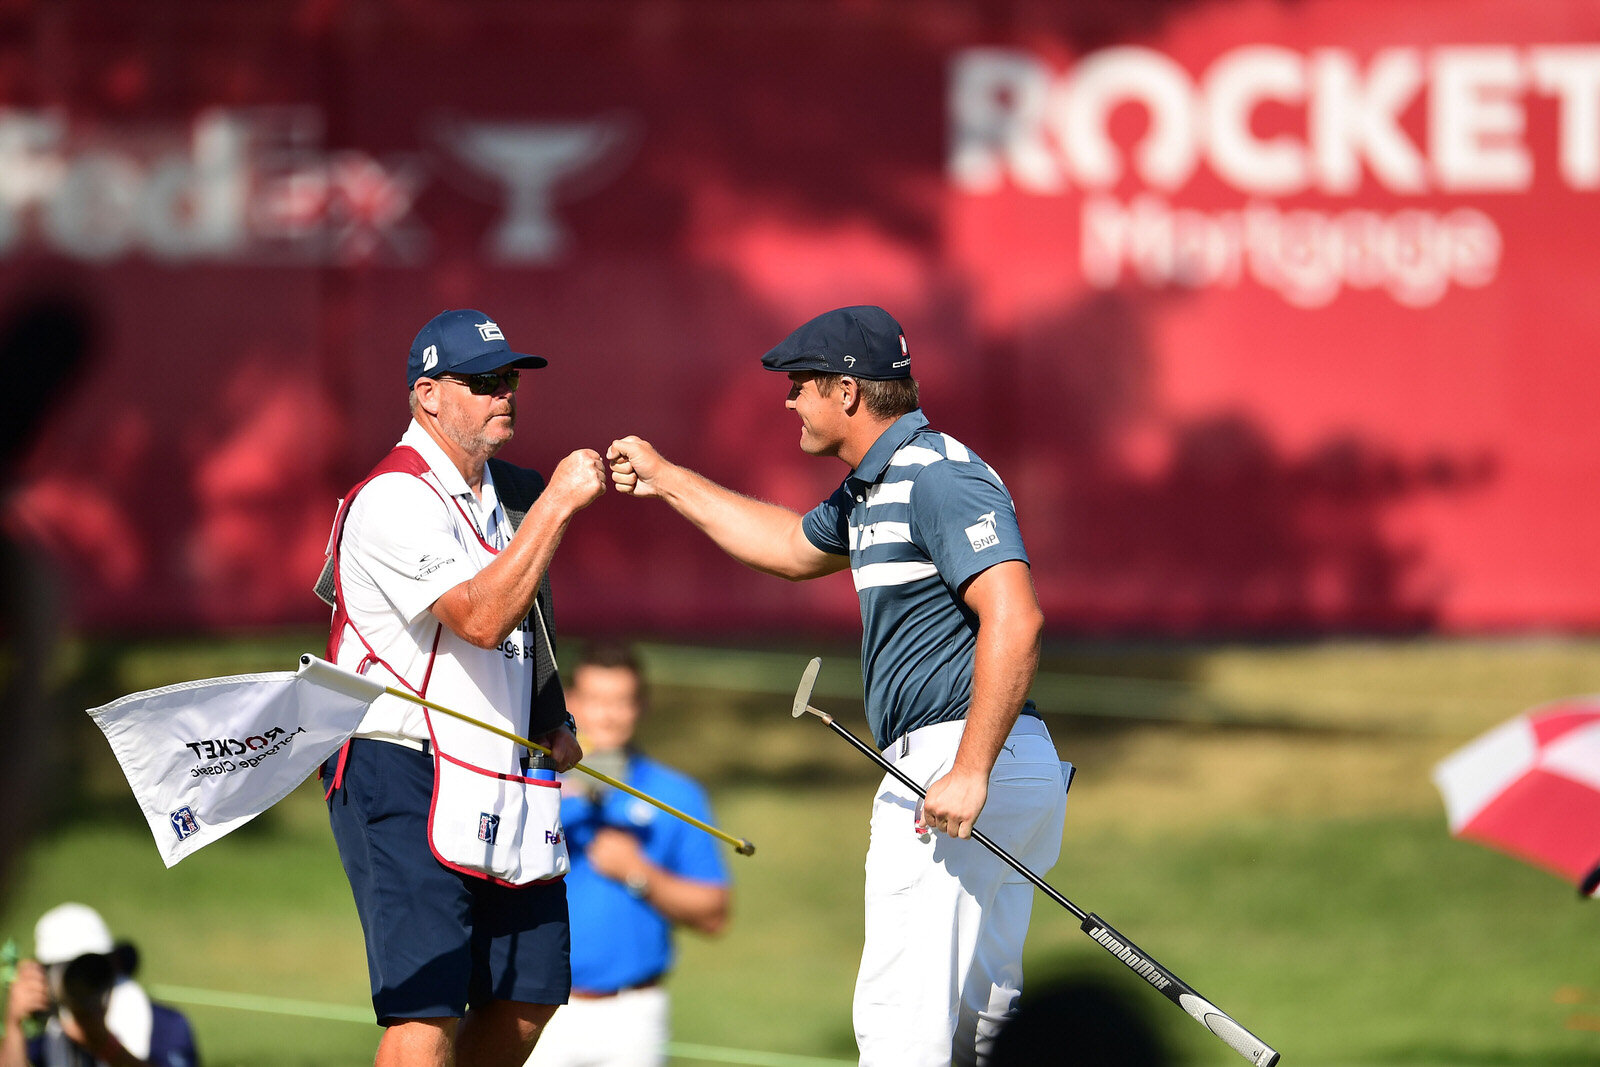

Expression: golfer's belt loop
xmin=899 ymin=734 xmax=909 ymax=758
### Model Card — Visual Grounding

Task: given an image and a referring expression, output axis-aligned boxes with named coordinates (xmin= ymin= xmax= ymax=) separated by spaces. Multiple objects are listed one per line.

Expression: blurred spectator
xmin=527 ymin=642 xmax=730 ymax=1067
xmin=0 ymin=292 xmax=95 ymax=898
xmin=1 ymin=903 xmax=198 ymax=1067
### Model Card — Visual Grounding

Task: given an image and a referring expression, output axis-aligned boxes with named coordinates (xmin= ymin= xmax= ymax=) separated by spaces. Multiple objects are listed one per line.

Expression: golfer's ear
xmin=840 ymin=376 xmax=859 ymax=410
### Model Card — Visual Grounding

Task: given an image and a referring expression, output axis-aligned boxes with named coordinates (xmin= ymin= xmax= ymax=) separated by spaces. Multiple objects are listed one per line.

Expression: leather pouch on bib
xmin=427 ymin=751 xmax=569 ymax=885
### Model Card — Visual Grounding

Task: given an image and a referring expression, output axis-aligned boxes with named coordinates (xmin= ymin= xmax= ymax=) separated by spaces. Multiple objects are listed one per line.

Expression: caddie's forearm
xmin=652 ymin=463 xmax=816 ymax=580
xmin=438 ymin=496 xmax=571 ymax=648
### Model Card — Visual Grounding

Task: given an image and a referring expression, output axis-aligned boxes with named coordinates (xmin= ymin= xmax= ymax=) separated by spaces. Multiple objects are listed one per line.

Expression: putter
xmin=791 ymin=658 xmax=1280 ymax=1067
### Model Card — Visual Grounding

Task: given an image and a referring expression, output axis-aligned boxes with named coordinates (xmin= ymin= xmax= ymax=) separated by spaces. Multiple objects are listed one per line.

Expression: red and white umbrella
xmin=1433 ymin=699 xmax=1600 ymax=897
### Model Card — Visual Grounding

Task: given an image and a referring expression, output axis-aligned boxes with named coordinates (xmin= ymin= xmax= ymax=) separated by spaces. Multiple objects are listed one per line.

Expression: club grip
xmin=1082 ymin=914 xmax=1279 ymax=1066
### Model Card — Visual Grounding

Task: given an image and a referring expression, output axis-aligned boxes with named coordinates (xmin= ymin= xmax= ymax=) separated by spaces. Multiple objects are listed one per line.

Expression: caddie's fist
xmin=549 ymin=448 xmax=607 ymax=513
xmin=606 ymin=436 xmax=662 ymax=497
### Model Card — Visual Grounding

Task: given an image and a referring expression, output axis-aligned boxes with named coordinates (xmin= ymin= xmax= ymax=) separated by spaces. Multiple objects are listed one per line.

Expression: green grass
xmin=5 ymin=633 xmax=1600 ymax=1065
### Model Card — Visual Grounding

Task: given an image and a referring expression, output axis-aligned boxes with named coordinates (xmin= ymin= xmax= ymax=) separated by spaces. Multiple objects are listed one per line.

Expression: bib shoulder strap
xmin=313 ymin=446 xmax=433 ymax=607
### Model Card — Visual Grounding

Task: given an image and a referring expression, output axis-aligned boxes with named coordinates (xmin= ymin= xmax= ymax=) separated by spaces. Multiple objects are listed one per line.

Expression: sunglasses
xmin=436 ymin=370 xmax=520 ymax=395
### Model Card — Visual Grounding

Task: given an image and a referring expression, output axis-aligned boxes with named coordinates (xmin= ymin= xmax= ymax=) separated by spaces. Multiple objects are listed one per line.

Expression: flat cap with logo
xmin=761 ymin=305 xmax=911 ymax=381
xmin=407 ymin=309 xmax=548 ymax=387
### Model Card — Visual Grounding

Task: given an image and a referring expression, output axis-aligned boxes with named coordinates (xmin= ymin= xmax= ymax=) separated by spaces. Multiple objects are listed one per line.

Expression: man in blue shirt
xmin=528 ymin=642 xmax=729 ymax=1067
xmin=605 ymin=306 xmax=1071 ymax=1067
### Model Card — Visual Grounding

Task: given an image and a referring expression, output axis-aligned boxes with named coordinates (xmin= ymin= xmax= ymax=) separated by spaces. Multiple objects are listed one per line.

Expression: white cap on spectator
xmin=34 ymin=903 xmax=114 ymax=965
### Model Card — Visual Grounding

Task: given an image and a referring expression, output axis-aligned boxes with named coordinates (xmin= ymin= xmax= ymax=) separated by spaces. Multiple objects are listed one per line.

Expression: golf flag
xmin=89 ymin=655 xmax=384 ymax=867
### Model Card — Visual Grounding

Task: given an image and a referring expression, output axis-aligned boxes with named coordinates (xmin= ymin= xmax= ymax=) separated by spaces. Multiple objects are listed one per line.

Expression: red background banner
xmin=3 ymin=0 xmax=1598 ymax=637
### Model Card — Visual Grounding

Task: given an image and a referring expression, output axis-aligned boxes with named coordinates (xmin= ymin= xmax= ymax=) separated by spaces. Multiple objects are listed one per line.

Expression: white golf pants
xmin=525 ymin=986 xmax=669 ymax=1067
xmin=853 ymin=716 xmax=1070 ymax=1067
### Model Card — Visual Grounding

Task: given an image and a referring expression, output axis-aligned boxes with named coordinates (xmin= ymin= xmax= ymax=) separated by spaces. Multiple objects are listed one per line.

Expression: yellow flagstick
xmin=383 ymin=685 xmax=756 ymax=857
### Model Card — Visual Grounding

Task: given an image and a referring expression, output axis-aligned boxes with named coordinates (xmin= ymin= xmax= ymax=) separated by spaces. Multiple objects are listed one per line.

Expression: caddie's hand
xmin=919 ymin=770 xmax=989 ymax=840
xmin=586 ymin=826 xmax=646 ymax=882
xmin=606 ymin=436 xmax=664 ymax=498
xmin=538 ymin=726 xmax=583 ymax=773
xmin=4 ymin=959 xmax=49 ymax=1026
xmin=546 ymin=449 xmax=607 ymax=516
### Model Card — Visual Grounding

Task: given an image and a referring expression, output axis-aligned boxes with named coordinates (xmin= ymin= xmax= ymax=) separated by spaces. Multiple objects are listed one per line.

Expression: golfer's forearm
xmin=954 ymin=610 xmax=1042 ymax=778
xmin=652 ymin=464 xmax=823 ymax=580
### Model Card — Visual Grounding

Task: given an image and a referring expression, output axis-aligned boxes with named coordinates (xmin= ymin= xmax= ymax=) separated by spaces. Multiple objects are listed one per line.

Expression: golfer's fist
xmin=607 ymin=436 xmax=665 ymax=498
xmin=547 ymin=448 xmax=607 ymax=515
xmin=919 ymin=770 xmax=988 ymax=840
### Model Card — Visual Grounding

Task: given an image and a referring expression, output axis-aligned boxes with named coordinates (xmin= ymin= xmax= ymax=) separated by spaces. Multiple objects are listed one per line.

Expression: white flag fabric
xmin=89 ymin=655 xmax=386 ymax=867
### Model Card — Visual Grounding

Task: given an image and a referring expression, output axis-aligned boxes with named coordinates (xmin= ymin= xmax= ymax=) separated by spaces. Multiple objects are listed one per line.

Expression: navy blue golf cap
xmin=761 ymin=305 xmax=911 ymax=381
xmin=407 ymin=309 xmax=547 ymax=387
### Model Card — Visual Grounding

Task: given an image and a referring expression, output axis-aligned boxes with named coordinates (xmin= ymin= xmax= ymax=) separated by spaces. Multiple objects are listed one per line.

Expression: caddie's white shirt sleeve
xmin=341 ymin=471 xmax=481 ymax=624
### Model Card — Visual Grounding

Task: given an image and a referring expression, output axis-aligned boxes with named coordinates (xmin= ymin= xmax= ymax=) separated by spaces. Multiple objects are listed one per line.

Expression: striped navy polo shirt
xmin=802 ymin=410 xmax=1033 ymax=749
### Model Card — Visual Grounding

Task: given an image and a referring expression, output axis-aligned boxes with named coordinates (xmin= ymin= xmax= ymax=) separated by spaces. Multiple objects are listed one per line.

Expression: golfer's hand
xmin=546 ymin=449 xmax=607 ymax=517
xmin=4 ymin=959 xmax=49 ymax=1026
xmin=607 ymin=436 xmax=666 ymax=498
xmin=586 ymin=826 xmax=646 ymax=882
xmin=538 ymin=726 xmax=583 ymax=773
xmin=919 ymin=770 xmax=989 ymax=840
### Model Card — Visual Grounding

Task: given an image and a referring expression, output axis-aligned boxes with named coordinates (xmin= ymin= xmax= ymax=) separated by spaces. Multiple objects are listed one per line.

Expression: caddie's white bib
xmin=325 ymin=427 xmax=567 ymax=884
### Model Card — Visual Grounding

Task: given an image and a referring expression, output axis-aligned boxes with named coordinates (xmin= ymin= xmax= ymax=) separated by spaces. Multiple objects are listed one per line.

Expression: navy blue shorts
xmin=325 ymin=739 xmax=570 ymax=1022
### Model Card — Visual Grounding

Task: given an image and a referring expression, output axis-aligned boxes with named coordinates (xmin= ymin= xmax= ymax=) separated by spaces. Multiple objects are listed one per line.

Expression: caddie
xmin=318 ymin=308 xmax=607 ymax=1067
xmin=606 ymin=305 xmax=1072 ymax=1066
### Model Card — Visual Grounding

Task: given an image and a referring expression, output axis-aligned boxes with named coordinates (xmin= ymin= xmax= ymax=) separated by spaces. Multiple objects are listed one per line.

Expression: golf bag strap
xmin=486 ymin=457 xmax=569 ymax=739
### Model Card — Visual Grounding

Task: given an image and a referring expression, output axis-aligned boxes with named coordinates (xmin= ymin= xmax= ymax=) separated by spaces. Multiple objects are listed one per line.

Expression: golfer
xmin=606 ymin=305 xmax=1070 ymax=1067
xmin=320 ymin=308 xmax=606 ymax=1067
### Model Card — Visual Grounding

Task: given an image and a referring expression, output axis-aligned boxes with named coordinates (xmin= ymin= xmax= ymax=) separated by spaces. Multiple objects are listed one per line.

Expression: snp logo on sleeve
xmin=965 ymin=511 xmax=999 ymax=552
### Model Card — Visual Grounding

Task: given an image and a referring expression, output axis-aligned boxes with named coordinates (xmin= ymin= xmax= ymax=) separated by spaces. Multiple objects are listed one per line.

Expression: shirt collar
xmin=399 ymin=420 xmax=501 ymax=514
xmin=849 ymin=409 xmax=930 ymax=485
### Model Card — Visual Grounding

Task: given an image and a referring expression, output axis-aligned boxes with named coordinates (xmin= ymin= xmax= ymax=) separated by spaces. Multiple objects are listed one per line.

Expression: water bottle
xmin=528 ymin=750 xmax=557 ymax=782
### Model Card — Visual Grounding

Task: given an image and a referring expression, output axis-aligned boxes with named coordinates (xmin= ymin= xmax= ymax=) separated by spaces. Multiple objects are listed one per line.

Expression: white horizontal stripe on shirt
xmin=889 ymin=445 xmax=945 ymax=468
xmin=852 ymin=560 xmax=940 ymax=590
xmin=849 ymin=521 xmax=914 ymax=551
xmin=863 ymin=480 xmax=915 ymax=506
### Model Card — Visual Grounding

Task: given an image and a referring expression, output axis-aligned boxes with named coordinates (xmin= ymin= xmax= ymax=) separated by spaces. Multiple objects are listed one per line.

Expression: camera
xmin=46 ymin=951 xmax=117 ymax=1015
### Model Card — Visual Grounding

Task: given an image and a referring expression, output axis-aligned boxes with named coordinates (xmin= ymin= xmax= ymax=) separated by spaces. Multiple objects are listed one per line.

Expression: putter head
xmin=792 ymin=657 xmax=822 ymax=718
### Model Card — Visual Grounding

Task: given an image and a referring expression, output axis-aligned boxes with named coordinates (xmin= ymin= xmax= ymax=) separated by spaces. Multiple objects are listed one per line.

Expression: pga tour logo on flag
xmin=478 ymin=812 xmax=500 ymax=844
xmin=170 ymin=806 xmax=200 ymax=841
